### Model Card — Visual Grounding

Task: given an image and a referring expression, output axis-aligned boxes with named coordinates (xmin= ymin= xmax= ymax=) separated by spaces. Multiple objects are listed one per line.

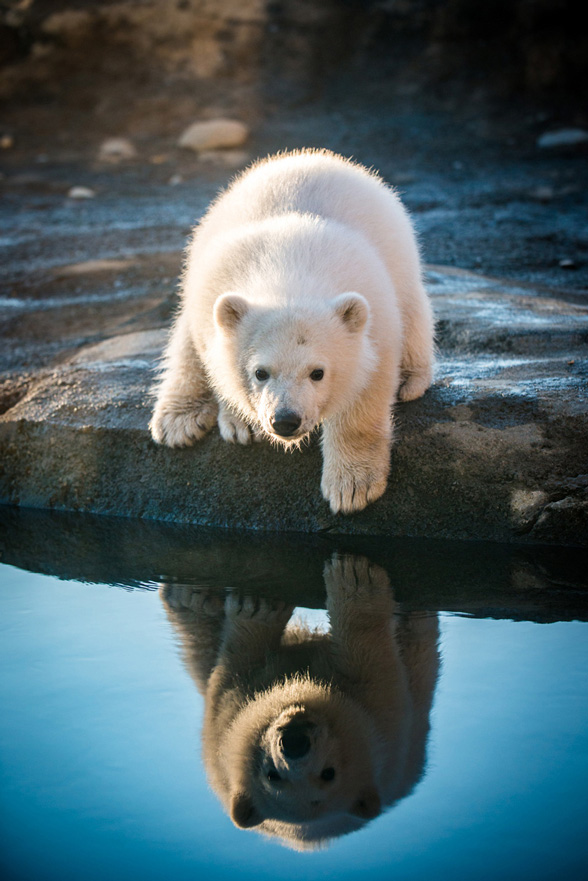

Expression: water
xmin=1 ymin=513 xmax=587 ymax=881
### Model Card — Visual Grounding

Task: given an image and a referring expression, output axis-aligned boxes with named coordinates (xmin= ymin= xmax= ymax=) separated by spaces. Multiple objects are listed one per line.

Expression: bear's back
xmin=199 ymin=151 xmax=400 ymax=242
xmin=230 ymin=150 xmax=390 ymax=228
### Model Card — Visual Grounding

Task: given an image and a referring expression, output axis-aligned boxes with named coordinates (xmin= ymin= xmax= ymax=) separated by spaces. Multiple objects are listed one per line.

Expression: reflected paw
xmin=224 ymin=591 xmax=294 ymax=621
xmin=324 ymin=554 xmax=391 ymax=597
xmin=160 ymin=585 xmax=225 ymax=617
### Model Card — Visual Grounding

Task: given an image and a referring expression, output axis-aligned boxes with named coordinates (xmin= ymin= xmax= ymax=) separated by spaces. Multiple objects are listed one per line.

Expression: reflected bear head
xmin=222 ymin=679 xmax=382 ymax=836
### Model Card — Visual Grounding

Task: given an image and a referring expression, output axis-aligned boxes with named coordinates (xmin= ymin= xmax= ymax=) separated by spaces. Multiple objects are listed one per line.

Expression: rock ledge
xmin=1 ymin=266 xmax=586 ymax=546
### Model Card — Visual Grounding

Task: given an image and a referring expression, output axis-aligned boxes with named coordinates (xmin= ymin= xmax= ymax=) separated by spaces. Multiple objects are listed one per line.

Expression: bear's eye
xmin=310 ymin=369 xmax=324 ymax=382
xmin=267 ymin=769 xmax=281 ymax=782
xmin=320 ymin=767 xmax=335 ymax=782
xmin=255 ymin=368 xmax=269 ymax=382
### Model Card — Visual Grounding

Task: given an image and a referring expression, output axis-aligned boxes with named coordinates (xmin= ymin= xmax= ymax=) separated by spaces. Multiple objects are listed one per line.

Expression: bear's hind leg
xmin=397 ymin=283 xmax=435 ymax=402
xmin=398 ymin=366 xmax=433 ymax=403
xmin=150 ymin=314 xmax=218 ymax=447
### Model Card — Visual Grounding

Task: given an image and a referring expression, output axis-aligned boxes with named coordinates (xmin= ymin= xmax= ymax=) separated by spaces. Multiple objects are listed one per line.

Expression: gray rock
xmin=197 ymin=149 xmax=250 ymax=167
xmin=537 ymin=128 xmax=588 ymax=149
xmin=1 ymin=266 xmax=586 ymax=546
xmin=98 ymin=137 xmax=137 ymax=161
xmin=67 ymin=186 xmax=96 ymax=199
xmin=178 ymin=119 xmax=249 ymax=152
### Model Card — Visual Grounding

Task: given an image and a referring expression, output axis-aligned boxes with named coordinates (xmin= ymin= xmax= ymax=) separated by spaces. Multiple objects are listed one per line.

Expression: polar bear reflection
xmin=161 ymin=555 xmax=439 ymax=850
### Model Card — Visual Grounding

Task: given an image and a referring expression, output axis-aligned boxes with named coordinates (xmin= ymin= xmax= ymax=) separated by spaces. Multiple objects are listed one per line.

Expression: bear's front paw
xmin=321 ymin=462 xmax=388 ymax=514
xmin=217 ymin=406 xmax=254 ymax=445
xmin=150 ymin=396 xmax=218 ymax=447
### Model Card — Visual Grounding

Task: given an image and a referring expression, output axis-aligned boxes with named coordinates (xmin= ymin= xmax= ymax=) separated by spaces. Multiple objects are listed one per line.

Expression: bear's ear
xmin=333 ymin=292 xmax=369 ymax=333
xmin=230 ymin=792 xmax=262 ymax=829
xmin=214 ymin=293 xmax=250 ymax=332
xmin=350 ymin=787 xmax=381 ymax=820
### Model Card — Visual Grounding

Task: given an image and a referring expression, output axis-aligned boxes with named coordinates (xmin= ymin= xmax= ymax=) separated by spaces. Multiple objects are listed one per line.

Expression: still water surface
xmin=1 ymin=559 xmax=587 ymax=881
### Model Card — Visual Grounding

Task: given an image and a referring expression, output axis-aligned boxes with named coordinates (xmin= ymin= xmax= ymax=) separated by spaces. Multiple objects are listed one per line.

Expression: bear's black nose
xmin=280 ymin=723 xmax=312 ymax=759
xmin=271 ymin=410 xmax=302 ymax=437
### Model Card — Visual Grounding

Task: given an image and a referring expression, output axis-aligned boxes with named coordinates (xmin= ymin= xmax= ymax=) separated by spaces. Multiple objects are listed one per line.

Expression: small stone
xmin=391 ymin=171 xmax=415 ymax=185
xmin=197 ymin=150 xmax=222 ymax=164
xmin=0 ymin=134 xmax=14 ymax=149
xmin=168 ymin=174 xmax=183 ymax=186
xmin=511 ymin=489 xmax=547 ymax=527
xmin=530 ymin=185 xmax=555 ymax=202
xmin=198 ymin=149 xmax=249 ymax=168
xmin=558 ymin=258 xmax=576 ymax=269
xmin=67 ymin=186 xmax=96 ymax=199
xmin=98 ymin=137 xmax=137 ymax=162
xmin=178 ymin=119 xmax=249 ymax=152
xmin=55 ymin=258 xmax=132 ymax=276
xmin=449 ymin=404 xmax=472 ymax=422
xmin=537 ymin=128 xmax=588 ymax=149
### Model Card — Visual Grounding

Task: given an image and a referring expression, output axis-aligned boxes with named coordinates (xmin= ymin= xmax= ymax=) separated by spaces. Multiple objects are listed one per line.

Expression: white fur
xmin=160 ymin=555 xmax=440 ymax=849
xmin=150 ymin=149 xmax=434 ymax=513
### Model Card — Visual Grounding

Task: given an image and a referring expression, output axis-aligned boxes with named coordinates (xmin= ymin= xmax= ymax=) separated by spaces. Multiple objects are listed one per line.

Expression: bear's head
xmin=212 ymin=292 xmax=377 ymax=445
xmin=218 ymin=688 xmax=382 ymax=842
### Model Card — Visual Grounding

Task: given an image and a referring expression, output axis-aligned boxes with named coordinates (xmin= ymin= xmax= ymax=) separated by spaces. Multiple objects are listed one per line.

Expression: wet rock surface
xmin=1 ymin=101 xmax=587 ymax=545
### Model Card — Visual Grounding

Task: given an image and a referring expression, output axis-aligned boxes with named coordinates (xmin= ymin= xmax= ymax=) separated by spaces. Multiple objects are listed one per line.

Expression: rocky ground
xmin=1 ymin=88 xmax=587 ymax=545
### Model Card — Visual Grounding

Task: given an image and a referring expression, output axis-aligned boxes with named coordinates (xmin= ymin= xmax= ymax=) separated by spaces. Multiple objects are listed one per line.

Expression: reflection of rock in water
xmin=161 ymin=555 xmax=439 ymax=850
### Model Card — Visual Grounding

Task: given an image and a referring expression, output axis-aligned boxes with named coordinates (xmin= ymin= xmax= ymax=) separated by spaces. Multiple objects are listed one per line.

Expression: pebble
xmin=168 ymin=174 xmax=183 ymax=186
xmin=197 ymin=149 xmax=249 ymax=168
xmin=0 ymin=134 xmax=14 ymax=149
xmin=67 ymin=186 xmax=96 ymax=199
xmin=178 ymin=119 xmax=249 ymax=152
xmin=392 ymin=171 xmax=416 ymax=185
xmin=537 ymin=128 xmax=588 ymax=149
xmin=98 ymin=137 xmax=137 ymax=161
xmin=558 ymin=258 xmax=576 ymax=269
xmin=530 ymin=185 xmax=555 ymax=202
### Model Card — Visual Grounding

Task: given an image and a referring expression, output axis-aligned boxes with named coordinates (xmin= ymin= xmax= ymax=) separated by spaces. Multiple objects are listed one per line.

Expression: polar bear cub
xmin=150 ymin=149 xmax=434 ymax=513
